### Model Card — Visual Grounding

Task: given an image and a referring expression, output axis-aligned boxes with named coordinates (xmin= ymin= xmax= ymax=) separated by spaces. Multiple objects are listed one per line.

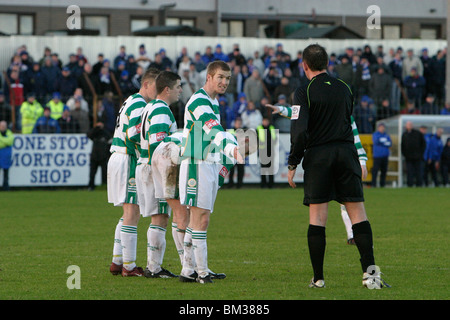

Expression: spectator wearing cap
xmin=372 ymin=122 xmax=392 ymax=187
xmin=159 ymin=48 xmax=174 ymax=71
xmin=241 ymin=100 xmax=262 ymax=130
xmin=404 ymin=67 xmax=426 ymax=109
xmin=272 ymin=94 xmax=291 ymax=133
xmin=275 ymin=43 xmax=290 ymax=60
xmin=353 ymin=95 xmax=376 ymax=134
xmin=126 ymin=54 xmax=138 ymax=78
xmin=136 ymin=44 xmax=151 ymax=70
xmin=114 ymin=45 xmax=127 ymax=70
xmin=213 ymin=44 xmax=229 ymax=62
xmin=118 ymin=70 xmax=134 ymax=97
xmin=46 ymin=92 xmax=64 ymax=120
xmin=114 ymin=59 xmax=127 ymax=80
xmin=58 ymin=105 xmax=80 ymax=133
xmin=402 ymin=49 xmax=423 ymax=80
xmin=20 ymin=92 xmax=43 ymax=134
xmin=217 ymin=95 xmax=233 ymax=129
xmin=232 ymin=92 xmax=248 ymax=120
xmin=33 ymin=106 xmax=60 ymax=133
xmin=55 ymin=67 xmax=78 ymax=102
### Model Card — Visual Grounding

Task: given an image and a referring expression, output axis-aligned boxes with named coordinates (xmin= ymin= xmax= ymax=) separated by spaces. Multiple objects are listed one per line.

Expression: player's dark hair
xmin=155 ymin=71 xmax=181 ymax=94
xmin=302 ymin=44 xmax=329 ymax=71
xmin=141 ymin=67 xmax=161 ymax=86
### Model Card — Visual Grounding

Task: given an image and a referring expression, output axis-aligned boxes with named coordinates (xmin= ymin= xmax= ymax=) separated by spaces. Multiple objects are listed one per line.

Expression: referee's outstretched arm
xmin=288 ymin=87 xmax=309 ymax=167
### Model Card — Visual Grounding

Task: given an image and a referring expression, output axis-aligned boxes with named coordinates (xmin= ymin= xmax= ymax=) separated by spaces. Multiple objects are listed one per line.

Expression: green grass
xmin=0 ymin=186 xmax=449 ymax=301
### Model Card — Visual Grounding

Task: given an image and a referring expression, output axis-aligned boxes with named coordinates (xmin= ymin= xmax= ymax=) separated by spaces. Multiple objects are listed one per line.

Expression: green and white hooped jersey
xmin=110 ymin=93 xmax=147 ymax=158
xmin=138 ymin=99 xmax=178 ymax=165
xmin=181 ymin=88 xmax=237 ymax=163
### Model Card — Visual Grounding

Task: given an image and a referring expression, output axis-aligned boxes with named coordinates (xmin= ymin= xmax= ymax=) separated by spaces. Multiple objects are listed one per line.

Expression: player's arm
xmin=351 ymin=116 xmax=368 ymax=180
xmin=189 ymin=102 xmax=242 ymax=163
xmin=265 ymin=104 xmax=292 ymax=118
xmin=148 ymin=108 xmax=177 ymax=157
xmin=126 ymin=103 xmax=146 ymax=144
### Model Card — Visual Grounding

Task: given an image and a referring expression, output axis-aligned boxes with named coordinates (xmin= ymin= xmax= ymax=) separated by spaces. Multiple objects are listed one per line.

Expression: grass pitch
xmin=0 ymin=186 xmax=448 ymax=302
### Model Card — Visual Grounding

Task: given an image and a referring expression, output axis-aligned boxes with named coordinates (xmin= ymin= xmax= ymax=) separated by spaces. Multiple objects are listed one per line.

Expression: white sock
xmin=340 ymin=205 xmax=353 ymax=240
xmin=192 ymin=230 xmax=208 ymax=278
xmin=147 ymin=224 xmax=166 ymax=273
xmin=121 ymin=225 xmax=138 ymax=271
xmin=172 ymin=223 xmax=185 ymax=265
xmin=181 ymin=227 xmax=195 ymax=276
xmin=112 ymin=218 xmax=123 ymax=265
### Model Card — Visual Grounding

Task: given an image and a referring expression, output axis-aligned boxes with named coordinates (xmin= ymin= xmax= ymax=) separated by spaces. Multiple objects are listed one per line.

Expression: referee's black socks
xmin=307 ymin=224 xmax=326 ymax=282
xmin=352 ymin=220 xmax=376 ymax=273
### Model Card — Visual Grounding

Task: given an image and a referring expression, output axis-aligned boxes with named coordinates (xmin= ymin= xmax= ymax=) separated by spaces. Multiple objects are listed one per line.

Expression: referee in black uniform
xmin=288 ymin=44 xmax=388 ymax=289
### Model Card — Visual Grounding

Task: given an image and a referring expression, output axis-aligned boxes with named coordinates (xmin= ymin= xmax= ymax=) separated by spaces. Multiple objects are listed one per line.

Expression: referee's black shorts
xmin=302 ymin=142 xmax=364 ymax=206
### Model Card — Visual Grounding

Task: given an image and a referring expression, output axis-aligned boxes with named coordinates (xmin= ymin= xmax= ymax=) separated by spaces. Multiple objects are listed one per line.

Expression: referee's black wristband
xmin=287 ymin=164 xmax=297 ymax=171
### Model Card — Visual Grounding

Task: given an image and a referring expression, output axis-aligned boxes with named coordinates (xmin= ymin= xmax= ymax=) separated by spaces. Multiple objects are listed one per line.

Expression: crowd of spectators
xmin=0 ymin=41 xmax=448 ymax=137
xmin=0 ymin=41 xmax=449 ymax=189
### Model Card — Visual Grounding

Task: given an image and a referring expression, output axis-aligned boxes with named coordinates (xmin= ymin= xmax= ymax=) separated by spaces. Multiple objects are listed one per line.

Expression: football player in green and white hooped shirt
xmin=178 ymin=61 xmax=244 ymax=284
xmin=107 ymin=68 xmax=160 ymax=277
xmin=266 ymin=104 xmax=368 ymax=244
xmin=132 ymin=71 xmax=182 ymax=278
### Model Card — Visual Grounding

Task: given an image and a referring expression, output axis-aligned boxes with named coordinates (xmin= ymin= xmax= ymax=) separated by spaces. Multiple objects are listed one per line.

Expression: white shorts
xmin=151 ymin=141 xmax=180 ymax=200
xmin=179 ymin=158 xmax=219 ymax=213
xmin=107 ymin=152 xmax=138 ymax=206
xmin=136 ymin=163 xmax=171 ymax=217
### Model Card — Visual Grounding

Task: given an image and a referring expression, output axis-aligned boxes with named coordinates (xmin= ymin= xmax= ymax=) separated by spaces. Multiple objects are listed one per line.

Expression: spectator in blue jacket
xmin=424 ymin=128 xmax=444 ymax=187
xmin=32 ymin=106 xmax=61 ymax=133
xmin=0 ymin=120 xmax=14 ymax=190
xmin=371 ymin=122 xmax=392 ymax=187
xmin=213 ymin=44 xmax=229 ymax=62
